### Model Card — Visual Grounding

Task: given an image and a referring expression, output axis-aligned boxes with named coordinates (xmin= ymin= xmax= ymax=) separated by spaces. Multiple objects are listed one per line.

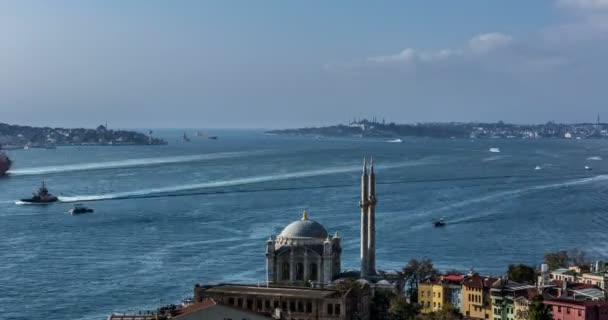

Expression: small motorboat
xmin=585 ymin=165 xmax=592 ymax=171
xmin=207 ymin=136 xmax=218 ymax=140
xmin=489 ymin=147 xmax=500 ymax=153
xmin=20 ymin=181 xmax=58 ymax=204
xmin=69 ymin=204 xmax=94 ymax=215
xmin=535 ymin=166 xmax=542 ymax=170
xmin=434 ymin=218 xmax=446 ymax=227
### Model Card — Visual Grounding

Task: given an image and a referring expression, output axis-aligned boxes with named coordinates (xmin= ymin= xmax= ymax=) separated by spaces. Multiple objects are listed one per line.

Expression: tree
xmin=544 ymin=249 xmax=590 ymax=270
xmin=528 ymin=295 xmax=552 ymax=320
xmin=402 ymin=258 xmax=439 ymax=303
xmin=507 ymin=264 xmax=537 ymax=284
xmin=389 ymin=296 xmax=420 ymax=320
xmin=371 ymin=290 xmax=396 ymax=320
xmin=424 ymin=305 xmax=462 ymax=320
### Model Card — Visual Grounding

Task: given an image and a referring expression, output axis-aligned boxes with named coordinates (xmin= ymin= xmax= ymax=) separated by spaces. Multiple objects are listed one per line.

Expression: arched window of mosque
xmin=282 ymin=262 xmax=290 ymax=280
xmin=296 ymin=263 xmax=304 ymax=280
xmin=310 ymin=263 xmax=318 ymax=281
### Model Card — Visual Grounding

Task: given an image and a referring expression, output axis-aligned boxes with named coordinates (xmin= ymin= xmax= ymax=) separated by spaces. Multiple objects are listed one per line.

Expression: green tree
xmin=544 ymin=249 xmax=590 ymax=270
xmin=402 ymin=258 xmax=438 ymax=302
xmin=389 ymin=296 xmax=420 ymax=320
xmin=371 ymin=289 xmax=396 ymax=320
xmin=507 ymin=264 xmax=537 ymax=284
xmin=528 ymin=295 xmax=552 ymax=320
xmin=425 ymin=305 xmax=462 ymax=320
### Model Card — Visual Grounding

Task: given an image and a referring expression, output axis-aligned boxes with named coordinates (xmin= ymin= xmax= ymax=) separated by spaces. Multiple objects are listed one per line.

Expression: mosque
xmin=265 ymin=158 xmax=402 ymax=289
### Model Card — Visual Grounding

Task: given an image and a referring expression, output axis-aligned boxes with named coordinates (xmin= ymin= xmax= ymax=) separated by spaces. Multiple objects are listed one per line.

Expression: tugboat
xmin=69 ymin=204 xmax=94 ymax=215
xmin=20 ymin=181 xmax=59 ymax=204
xmin=433 ymin=218 xmax=446 ymax=227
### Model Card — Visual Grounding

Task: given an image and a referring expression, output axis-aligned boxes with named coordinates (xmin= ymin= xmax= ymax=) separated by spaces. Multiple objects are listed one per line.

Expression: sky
xmin=1 ymin=0 xmax=608 ymax=129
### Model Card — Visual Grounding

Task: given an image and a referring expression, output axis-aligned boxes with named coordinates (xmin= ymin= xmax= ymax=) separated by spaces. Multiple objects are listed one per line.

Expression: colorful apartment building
xmin=418 ymin=274 xmax=466 ymax=314
xmin=462 ymin=275 xmax=498 ymax=320
xmin=490 ymin=278 xmax=537 ymax=320
xmin=418 ymin=277 xmax=447 ymax=314
xmin=544 ymin=298 xmax=608 ymax=320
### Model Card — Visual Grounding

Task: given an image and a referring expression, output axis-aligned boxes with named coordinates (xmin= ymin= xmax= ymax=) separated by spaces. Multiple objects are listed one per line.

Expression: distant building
xmin=581 ymin=273 xmax=608 ymax=291
xmin=461 ymin=274 xmax=499 ymax=320
xmin=552 ymin=269 xmax=579 ymax=284
xmin=417 ymin=274 xmax=465 ymax=314
xmin=544 ymin=298 xmax=608 ymax=320
xmin=490 ymin=278 xmax=536 ymax=320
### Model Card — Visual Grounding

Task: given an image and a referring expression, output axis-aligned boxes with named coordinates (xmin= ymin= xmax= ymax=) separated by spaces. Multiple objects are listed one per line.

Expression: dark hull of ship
xmin=20 ymin=197 xmax=59 ymax=204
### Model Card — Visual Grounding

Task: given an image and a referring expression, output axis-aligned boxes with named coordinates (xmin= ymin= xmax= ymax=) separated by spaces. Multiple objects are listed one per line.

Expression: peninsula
xmin=0 ymin=123 xmax=166 ymax=148
xmin=267 ymin=118 xmax=608 ymax=139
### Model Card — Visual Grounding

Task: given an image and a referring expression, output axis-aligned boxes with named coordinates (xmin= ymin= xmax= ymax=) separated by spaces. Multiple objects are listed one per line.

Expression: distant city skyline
xmin=1 ymin=0 xmax=607 ymax=129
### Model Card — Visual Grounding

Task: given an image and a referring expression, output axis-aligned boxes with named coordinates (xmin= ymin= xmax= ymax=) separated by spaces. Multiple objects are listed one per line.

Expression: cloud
xmin=556 ymin=0 xmax=608 ymax=10
xmin=366 ymin=48 xmax=457 ymax=64
xmin=468 ymin=33 xmax=514 ymax=54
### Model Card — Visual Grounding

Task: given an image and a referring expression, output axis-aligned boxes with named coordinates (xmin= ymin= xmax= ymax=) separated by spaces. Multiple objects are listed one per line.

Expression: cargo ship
xmin=0 ymin=150 xmax=11 ymax=176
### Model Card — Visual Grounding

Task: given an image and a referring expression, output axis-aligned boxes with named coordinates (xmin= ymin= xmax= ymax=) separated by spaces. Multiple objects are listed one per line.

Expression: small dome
xmin=279 ymin=211 xmax=328 ymax=239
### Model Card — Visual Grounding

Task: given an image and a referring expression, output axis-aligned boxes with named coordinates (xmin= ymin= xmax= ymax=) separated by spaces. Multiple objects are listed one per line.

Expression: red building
xmin=545 ymin=299 xmax=608 ymax=320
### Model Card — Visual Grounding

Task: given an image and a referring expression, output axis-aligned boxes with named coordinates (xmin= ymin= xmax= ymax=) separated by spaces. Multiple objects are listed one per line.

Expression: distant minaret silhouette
xmin=367 ymin=157 xmax=377 ymax=275
xmin=360 ymin=158 xmax=369 ymax=278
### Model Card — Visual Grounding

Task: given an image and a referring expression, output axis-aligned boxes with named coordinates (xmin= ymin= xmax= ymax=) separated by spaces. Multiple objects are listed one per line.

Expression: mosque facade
xmin=266 ymin=158 xmax=393 ymax=288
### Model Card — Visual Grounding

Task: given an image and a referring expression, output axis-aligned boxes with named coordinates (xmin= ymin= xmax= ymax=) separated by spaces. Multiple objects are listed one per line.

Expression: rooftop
xmin=200 ymin=284 xmax=339 ymax=299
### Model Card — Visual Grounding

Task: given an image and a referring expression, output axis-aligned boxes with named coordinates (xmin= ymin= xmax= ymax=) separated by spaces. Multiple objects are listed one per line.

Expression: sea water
xmin=1 ymin=129 xmax=607 ymax=320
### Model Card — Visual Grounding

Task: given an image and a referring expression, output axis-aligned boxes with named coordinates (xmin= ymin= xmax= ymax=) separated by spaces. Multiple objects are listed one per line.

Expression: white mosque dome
xmin=278 ymin=211 xmax=328 ymax=239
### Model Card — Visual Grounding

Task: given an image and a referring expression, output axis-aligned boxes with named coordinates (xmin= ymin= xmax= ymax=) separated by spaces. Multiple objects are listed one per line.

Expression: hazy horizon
xmin=2 ymin=0 xmax=608 ymax=128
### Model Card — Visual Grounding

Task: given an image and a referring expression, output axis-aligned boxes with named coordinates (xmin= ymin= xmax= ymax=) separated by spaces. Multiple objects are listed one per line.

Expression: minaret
xmin=367 ymin=157 xmax=377 ymax=275
xmin=360 ymin=157 xmax=369 ymax=278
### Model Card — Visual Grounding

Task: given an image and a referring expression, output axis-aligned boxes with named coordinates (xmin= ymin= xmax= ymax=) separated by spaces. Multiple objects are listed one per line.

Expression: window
xmin=298 ymin=302 xmax=304 ymax=312
xmin=558 ymin=306 xmax=561 ymax=313
xmin=335 ymin=304 xmax=341 ymax=315
xmin=237 ymin=298 xmax=243 ymax=307
xmin=265 ymin=300 xmax=270 ymax=309
xmin=438 ymin=303 xmax=441 ymax=309
xmin=229 ymin=298 xmax=235 ymax=305
xmin=296 ymin=263 xmax=304 ymax=281
xmin=434 ymin=302 xmax=437 ymax=308
xmin=290 ymin=301 xmax=296 ymax=312
xmin=282 ymin=262 xmax=290 ymax=280
xmin=256 ymin=300 xmax=262 ymax=310
xmin=427 ymin=302 xmax=430 ymax=308
xmin=310 ymin=263 xmax=318 ymax=281
xmin=566 ymin=308 xmax=570 ymax=314
xmin=306 ymin=302 xmax=312 ymax=313
xmin=578 ymin=310 xmax=582 ymax=316
xmin=274 ymin=301 xmax=279 ymax=309
xmin=247 ymin=299 xmax=253 ymax=309
xmin=433 ymin=292 xmax=436 ymax=298
xmin=282 ymin=301 xmax=287 ymax=311
xmin=327 ymin=304 xmax=334 ymax=315
xmin=422 ymin=291 xmax=425 ymax=297
xmin=438 ymin=292 xmax=441 ymax=298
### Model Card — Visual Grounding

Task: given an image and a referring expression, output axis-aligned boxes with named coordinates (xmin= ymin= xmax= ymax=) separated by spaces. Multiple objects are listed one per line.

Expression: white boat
xmin=585 ymin=166 xmax=592 ymax=170
xmin=387 ymin=138 xmax=403 ymax=143
xmin=535 ymin=166 xmax=542 ymax=170
xmin=489 ymin=147 xmax=500 ymax=153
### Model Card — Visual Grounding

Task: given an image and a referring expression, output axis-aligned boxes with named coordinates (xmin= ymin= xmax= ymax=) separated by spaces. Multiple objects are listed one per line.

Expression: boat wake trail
xmin=436 ymin=174 xmax=608 ymax=224
xmin=9 ymin=151 xmax=269 ymax=176
xmin=59 ymin=160 xmax=431 ymax=203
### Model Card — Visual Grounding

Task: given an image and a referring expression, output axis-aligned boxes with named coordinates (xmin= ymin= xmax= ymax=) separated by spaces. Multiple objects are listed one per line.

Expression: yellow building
xmin=581 ymin=272 xmax=608 ymax=291
xmin=418 ymin=277 xmax=447 ymax=314
xmin=461 ymin=275 xmax=497 ymax=320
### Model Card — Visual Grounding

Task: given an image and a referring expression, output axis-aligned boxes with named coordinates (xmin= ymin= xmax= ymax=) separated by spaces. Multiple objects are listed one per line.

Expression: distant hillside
xmin=0 ymin=123 xmax=166 ymax=148
xmin=267 ymin=119 xmax=608 ymax=139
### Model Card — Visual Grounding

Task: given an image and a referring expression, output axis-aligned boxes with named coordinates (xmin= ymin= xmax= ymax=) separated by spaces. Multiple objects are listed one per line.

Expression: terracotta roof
xmin=443 ymin=275 xmax=465 ymax=282
xmin=545 ymin=298 xmax=608 ymax=308
xmin=173 ymin=299 xmax=217 ymax=317
xmin=463 ymin=275 xmax=498 ymax=289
